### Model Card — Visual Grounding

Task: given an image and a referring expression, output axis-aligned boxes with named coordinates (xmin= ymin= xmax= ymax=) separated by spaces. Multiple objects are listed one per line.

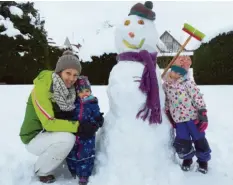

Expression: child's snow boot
xmin=39 ymin=175 xmax=56 ymax=183
xmin=71 ymin=173 xmax=77 ymax=179
xmin=79 ymin=177 xmax=88 ymax=185
xmin=197 ymin=160 xmax=208 ymax=174
xmin=181 ymin=159 xmax=193 ymax=171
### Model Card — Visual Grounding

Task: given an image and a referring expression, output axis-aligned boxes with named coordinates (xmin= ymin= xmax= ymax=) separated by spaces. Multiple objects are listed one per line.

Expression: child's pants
xmin=66 ymin=136 xmax=95 ymax=177
xmin=173 ymin=120 xmax=211 ymax=162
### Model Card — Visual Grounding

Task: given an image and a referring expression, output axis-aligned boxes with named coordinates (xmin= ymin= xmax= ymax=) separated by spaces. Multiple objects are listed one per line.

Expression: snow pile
xmin=0 ymin=85 xmax=233 ymax=185
xmin=9 ymin=6 xmax=23 ymax=18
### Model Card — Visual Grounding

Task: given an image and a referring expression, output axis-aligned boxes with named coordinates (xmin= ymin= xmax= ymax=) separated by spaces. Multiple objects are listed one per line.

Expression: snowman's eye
xmin=124 ymin=20 xmax=130 ymax=26
xmin=138 ymin=20 xmax=144 ymax=25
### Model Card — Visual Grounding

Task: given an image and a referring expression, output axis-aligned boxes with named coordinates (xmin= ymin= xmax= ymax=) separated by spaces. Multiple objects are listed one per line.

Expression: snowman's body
xmin=108 ymin=14 xmax=165 ymax=118
xmin=108 ymin=61 xmax=164 ymax=118
xmin=92 ymin=5 xmax=183 ymax=185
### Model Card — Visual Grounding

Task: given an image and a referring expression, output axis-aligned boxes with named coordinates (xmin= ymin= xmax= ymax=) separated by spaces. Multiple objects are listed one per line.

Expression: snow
xmin=89 ymin=16 xmax=184 ymax=184
xmin=71 ymin=18 xmax=193 ymax=62
xmin=0 ymin=18 xmax=21 ymax=37
xmin=157 ymin=38 xmax=169 ymax=52
xmin=76 ymin=16 xmax=169 ymax=62
xmin=0 ymin=84 xmax=233 ymax=185
xmin=9 ymin=6 xmax=23 ymax=18
xmin=0 ymin=17 xmax=30 ymax=39
xmin=0 ymin=6 xmax=32 ymax=39
xmin=18 ymin=51 xmax=28 ymax=57
xmin=0 ymin=15 xmax=4 ymax=20
xmin=202 ymin=24 xmax=233 ymax=43
xmin=28 ymin=13 xmax=36 ymax=26
xmin=158 ymin=51 xmax=193 ymax=57
xmin=91 ymin=58 xmax=177 ymax=185
xmin=78 ymin=26 xmax=116 ymax=62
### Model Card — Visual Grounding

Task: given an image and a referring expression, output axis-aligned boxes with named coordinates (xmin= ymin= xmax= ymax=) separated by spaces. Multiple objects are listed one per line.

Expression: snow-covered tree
xmin=0 ymin=1 xmax=60 ymax=84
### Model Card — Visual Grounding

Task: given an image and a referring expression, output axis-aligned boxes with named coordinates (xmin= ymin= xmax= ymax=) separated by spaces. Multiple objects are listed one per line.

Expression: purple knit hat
xmin=75 ymin=76 xmax=91 ymax=93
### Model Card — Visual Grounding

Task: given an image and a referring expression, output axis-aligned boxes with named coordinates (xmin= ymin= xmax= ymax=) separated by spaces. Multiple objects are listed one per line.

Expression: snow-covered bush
xmin=193 ymin=31 xmax=233 ymax=85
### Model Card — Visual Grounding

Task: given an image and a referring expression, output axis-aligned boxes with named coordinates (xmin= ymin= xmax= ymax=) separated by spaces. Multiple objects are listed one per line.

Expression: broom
xmin=161 ymin=23 xmax=205 ymax=78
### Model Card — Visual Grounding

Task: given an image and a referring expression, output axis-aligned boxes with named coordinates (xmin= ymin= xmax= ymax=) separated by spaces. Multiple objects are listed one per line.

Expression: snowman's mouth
xmin=123 ymin=38 xmax=145 ymax=49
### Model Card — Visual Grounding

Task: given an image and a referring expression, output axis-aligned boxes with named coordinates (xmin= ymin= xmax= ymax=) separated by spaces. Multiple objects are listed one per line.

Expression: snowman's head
xmin=115 ymin=1 xmax=159 ymax=53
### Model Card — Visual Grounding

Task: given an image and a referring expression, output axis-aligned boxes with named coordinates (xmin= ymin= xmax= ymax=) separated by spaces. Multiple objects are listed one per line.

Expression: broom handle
xmin=161 ymin=35 xmax=192 ymax=78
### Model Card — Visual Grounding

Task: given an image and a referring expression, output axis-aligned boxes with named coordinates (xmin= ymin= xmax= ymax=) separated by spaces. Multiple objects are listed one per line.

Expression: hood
xmin=33 ymin=70 xmax=53 ymax=90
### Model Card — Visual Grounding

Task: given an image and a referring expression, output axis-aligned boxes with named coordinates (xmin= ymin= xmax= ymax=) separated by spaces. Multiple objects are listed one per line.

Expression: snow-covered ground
xmin=0 ymin=84 xmax=233 ymax=185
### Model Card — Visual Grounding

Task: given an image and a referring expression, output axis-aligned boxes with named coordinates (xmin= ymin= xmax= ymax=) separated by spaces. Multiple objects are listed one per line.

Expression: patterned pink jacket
xmin=162 ymin=74 xmax=206 ymax=123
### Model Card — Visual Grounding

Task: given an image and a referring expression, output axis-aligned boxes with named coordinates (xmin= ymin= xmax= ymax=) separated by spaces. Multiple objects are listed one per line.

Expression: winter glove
xmin=165 ymin=109 xmax=176 ymax=128
xmin=77 ymin=121 xmax=98 ymax=140
xmin=195 ymin=108 xmax=208 ymax=132
xmin=94 ymin=112 xmax=104 ymax=128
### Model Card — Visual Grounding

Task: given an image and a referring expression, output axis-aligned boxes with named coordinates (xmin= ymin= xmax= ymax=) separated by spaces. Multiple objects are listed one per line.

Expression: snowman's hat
xmin=128 ymin=1 xmax=155 ymax=21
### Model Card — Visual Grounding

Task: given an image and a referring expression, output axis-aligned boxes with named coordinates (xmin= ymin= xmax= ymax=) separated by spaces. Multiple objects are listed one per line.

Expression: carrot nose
xmin=128 ymin=32 xmax=135 ymax=38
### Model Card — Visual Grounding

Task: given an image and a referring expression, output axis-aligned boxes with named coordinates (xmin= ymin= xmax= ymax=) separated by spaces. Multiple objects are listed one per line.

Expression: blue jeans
xmin=173 ymin=120 xmax=211 ymax=162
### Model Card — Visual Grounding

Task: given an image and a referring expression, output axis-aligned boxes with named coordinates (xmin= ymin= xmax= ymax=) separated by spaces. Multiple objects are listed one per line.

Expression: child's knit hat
xmin=75 ymin=76 xmax=91 ymax=93
xmin=171 ymin=56 xmax=192 ymax=76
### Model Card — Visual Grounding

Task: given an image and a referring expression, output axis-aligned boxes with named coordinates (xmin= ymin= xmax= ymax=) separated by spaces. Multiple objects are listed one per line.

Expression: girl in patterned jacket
xmin=162 ymin=56 xmax=211 ymax=174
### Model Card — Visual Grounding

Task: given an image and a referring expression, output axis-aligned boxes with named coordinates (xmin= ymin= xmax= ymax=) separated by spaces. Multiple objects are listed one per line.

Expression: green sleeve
xmin=31 ymin=83 xmax=79 ymax=133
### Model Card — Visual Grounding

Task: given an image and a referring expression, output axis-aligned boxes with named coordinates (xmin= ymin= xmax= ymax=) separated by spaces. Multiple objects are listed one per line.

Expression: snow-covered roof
xmin=62 ymin=37 xmax=80 ymax=56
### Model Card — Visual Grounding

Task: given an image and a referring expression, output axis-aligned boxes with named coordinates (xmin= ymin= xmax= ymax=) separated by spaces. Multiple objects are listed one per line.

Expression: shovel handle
xmin=161 ymin=35 xmax=192 ymax=78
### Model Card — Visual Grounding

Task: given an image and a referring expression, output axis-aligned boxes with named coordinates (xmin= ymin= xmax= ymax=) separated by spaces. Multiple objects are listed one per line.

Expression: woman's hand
xmin=76 ymin=121 xmax=98 ymax=139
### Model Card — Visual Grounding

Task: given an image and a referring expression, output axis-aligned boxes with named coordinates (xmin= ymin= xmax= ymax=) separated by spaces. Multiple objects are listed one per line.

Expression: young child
xmin=162 ymin=56 xmax=211 ymax=174
xmin=65 ymin=76 xmax=104 ymax=185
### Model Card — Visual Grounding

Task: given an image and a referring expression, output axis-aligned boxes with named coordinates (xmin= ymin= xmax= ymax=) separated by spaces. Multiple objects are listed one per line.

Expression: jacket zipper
xmin=79 ymin=99 xmax=83 ymax=121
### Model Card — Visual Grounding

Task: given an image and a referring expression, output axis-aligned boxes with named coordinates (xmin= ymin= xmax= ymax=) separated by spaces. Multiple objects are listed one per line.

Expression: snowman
xmin=91 ymin=2 xmax=183 ymax=185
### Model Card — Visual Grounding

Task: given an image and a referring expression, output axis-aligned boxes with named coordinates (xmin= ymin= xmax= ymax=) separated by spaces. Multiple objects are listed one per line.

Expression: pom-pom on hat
xmin=128 ymin=1 xmax=156 ymax=21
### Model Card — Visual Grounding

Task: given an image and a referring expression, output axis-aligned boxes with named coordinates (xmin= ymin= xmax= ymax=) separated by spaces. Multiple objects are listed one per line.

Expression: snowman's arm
xmin=185 ymin=80 xmax=206 ymax=110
